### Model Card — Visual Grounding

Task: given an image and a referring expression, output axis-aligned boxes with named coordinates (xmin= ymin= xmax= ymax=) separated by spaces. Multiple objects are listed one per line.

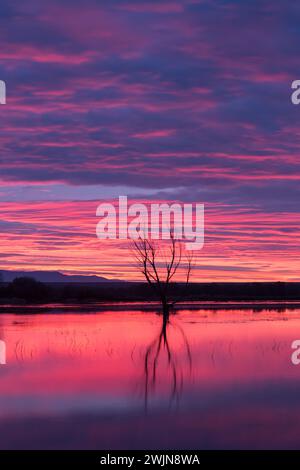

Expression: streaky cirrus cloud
xmin=0 ymin=0 xmax=299 ymax=279
xmin=0 ymin=200 xmax=299 ymax=281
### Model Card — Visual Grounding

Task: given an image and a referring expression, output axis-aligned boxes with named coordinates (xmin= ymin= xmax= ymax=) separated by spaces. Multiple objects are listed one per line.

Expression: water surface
xmin=0 ymin=306 xmax=300 ymax=449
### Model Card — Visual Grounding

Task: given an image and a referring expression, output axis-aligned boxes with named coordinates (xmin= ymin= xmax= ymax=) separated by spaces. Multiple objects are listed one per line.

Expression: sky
xmin=0 ymin=0 xmax=300 ymax=281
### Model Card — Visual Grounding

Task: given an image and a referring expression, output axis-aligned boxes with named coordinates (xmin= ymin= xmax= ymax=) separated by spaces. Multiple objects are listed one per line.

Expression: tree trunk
xmin=161 ymin=297 xmax=170 ymax=319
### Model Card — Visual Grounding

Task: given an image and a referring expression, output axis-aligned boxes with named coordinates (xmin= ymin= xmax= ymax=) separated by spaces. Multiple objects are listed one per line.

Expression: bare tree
xmin=133 ymin=234 xmax=193 ymax=317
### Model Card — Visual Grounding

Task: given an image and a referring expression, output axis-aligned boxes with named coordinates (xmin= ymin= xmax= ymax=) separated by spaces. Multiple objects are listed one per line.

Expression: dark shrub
xmin=9 ymin=277 xmax=49 ymax=302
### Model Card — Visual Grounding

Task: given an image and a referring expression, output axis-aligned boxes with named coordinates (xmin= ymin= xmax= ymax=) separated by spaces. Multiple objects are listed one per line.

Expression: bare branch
xmin=132 ymin=233 xmax=194 ymax=312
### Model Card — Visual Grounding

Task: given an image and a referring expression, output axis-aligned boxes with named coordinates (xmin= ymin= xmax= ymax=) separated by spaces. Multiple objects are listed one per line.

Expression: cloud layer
xmin=0 ymin=0 xmax=299 ymax=279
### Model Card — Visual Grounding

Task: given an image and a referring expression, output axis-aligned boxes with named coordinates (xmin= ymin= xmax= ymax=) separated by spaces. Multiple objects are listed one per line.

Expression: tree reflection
xmin=142 ymin=311 xmax=192 ymax=412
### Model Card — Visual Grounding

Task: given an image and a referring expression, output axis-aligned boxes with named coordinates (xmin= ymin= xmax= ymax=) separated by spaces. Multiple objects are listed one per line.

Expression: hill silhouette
xmin=0 ymin=270 xmax=115 ymax=283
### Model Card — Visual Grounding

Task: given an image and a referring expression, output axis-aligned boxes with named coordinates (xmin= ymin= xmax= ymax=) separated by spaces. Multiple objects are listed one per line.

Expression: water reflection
xmin=143 ymin=313 xmax=192 ymax=411
xmin=0 ymin=307 xmax=300 ymax=449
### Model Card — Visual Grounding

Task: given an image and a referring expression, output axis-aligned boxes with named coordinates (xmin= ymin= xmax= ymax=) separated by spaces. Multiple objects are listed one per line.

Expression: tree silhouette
xmin=133 ymin=234 xmax=193 ymax=317
xmin=9 ymin=277 xmax=49 ymax=302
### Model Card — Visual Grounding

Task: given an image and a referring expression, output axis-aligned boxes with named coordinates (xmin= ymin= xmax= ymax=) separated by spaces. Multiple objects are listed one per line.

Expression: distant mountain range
xmin=0 ymin=270 xmax=115 ymax=283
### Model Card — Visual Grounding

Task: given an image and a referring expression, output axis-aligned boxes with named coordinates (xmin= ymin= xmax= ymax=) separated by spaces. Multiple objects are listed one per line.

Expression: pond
xmin=0 ymin=306 xmax=299 ymax=449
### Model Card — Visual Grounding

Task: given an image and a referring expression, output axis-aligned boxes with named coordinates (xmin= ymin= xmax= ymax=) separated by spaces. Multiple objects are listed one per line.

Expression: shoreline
xmin=1 ymin=300 xmax=300 ymax=314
